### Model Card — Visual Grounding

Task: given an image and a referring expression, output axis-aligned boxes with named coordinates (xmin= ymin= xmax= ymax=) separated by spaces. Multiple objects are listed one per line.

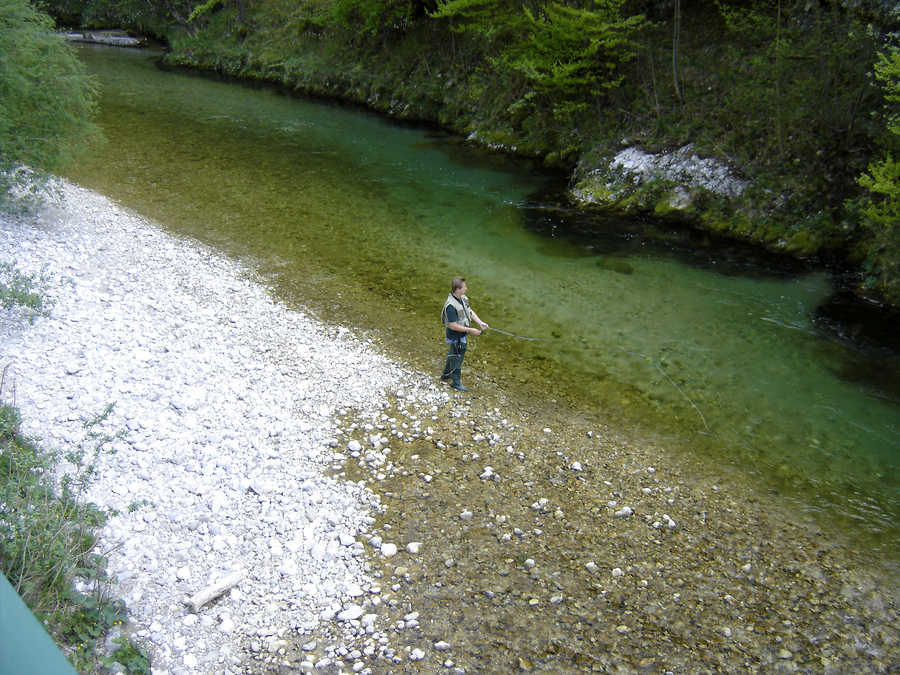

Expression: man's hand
xmin=470 ymin=327 xmax=482 ymax=336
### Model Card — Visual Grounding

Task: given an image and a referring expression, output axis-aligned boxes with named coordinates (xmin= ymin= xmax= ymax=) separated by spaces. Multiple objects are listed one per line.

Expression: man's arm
xmin=448 ymin=321 xmax=481 ymax=336
xmin=469 ymin=309 xmax=489 ymax=330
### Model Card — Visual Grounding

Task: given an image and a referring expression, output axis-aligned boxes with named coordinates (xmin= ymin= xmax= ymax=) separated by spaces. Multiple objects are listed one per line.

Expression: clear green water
xmin=68 ymin=46 xmax=899 ymax=557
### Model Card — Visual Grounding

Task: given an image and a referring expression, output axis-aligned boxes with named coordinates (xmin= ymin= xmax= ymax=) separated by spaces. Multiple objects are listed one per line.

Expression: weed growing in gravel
xmin=0 ymin=261 xmax=52 ymax=322
xmin=0 ymin=400 xmax=150 ymax=672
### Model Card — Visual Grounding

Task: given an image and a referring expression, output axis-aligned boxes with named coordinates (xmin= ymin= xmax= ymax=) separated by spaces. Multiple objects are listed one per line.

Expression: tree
xmin=0 ymin=0 xmax=99 ymax=203
xmin=431 ymin=0 xmax=646 ymax=123
xmin=856 ymin=45 xmax=900 ymax=301
xmin=504 ymin=0 xmax=647 ymax=118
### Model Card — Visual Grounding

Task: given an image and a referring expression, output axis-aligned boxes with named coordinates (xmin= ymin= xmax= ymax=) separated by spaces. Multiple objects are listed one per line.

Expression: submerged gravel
xmin=1 ymin=181 xmax=898 ymax=674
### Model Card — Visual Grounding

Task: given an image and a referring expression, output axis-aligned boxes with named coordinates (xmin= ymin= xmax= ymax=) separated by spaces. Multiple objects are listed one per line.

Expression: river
xmin=67 ymin=44 xmax=898 ymax=567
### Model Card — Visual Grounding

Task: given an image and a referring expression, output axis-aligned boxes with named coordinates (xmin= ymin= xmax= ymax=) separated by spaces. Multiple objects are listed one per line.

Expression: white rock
xmin=406 ymin=542 xmax=422 ymax=554
xmin=381 ymin=543 xmax=398 ymax=557
xmin=337 ymin=605 xmax=364 ymax=621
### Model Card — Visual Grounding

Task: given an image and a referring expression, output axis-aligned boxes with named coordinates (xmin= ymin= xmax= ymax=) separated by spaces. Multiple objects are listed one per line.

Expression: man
xmin=440 ymin=277 xmax=489 ymax=391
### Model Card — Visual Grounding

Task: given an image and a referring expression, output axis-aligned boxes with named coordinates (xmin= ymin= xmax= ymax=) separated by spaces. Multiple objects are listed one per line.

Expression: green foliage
xmin=504 ymin=0 xmax=646 ymax=117
xmin=0 ymin=262 xmax=51 ymax=322
xmin=430 ymin=0 xmax=525 ymax=39
xmin=33 ymin=0 xmax=87 ymax=26
xmin=874 ymin=45 xmax=900 ymax=135
xmin=330 ymin=0 xmax=428 ymax=38
xmin=858 ymin=153 xmax=900 ymax=222
xmin=0 ymin=398 xmax=148 ymax=672
xmin=109 ymin=636 xmax=151 ymax=673
xmin=44 ymin=0 xmax=201 ymax=36
xmin=0 ymin=0 xmax=99 ymax=204
xmin=0 ymin=403 xmax=109 ymax=607
xmin=189 ymin=0 xmax=223 ymax=22
xmin=853 ymin=44 xmax=900 ymax=301
xmin=713 ymin=0 xmax=877 ymax=172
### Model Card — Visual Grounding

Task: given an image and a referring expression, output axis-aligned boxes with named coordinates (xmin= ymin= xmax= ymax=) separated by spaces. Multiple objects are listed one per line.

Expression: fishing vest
xmin=441 ymin=293 xmax=471 ymax=329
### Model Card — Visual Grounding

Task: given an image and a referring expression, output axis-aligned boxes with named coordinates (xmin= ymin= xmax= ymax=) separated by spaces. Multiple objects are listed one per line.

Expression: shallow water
xmin=67 ymin=45 xmax=899 ymax=559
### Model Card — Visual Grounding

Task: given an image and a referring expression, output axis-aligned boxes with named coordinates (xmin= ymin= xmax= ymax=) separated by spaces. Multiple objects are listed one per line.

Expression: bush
xmin=0 ymin=401 xmax=151 ymax=672
xmin=0 ymin=0 xmax=100 ymax=205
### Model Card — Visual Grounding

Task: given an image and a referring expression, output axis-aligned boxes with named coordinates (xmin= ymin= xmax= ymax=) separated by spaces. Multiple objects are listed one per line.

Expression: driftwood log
xmin=62 ymin=31 xmax=145 ymax=48
xmin=185 ymin=570 xmax=245 ymax=612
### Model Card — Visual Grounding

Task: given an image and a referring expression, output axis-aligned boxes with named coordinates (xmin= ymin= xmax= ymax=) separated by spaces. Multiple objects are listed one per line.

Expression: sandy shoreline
xmin=1 ymin=181 xmax=898 ymax=673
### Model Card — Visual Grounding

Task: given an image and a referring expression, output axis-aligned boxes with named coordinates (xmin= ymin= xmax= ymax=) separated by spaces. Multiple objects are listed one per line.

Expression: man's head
xmin=451 ymin=277 xmax=467 ymax=296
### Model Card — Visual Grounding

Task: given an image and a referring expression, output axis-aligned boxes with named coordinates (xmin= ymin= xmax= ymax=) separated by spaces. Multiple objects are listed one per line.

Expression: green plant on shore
xmin=0 ymin=392 xmax=149 ymax=672
xmin=110 ymin=636 xmax=151 ymax=673
xmin=0 ymin=262 xmax=52 ymax=323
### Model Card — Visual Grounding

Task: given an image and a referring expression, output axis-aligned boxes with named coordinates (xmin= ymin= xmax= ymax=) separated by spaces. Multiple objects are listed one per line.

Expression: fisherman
xmin=440 ymin=277 xmax=489 ymax=391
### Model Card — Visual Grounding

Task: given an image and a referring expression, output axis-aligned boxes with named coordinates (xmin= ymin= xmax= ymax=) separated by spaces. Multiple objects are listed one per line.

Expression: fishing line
xmin=485 ymin=326 xmax=556 ymax=342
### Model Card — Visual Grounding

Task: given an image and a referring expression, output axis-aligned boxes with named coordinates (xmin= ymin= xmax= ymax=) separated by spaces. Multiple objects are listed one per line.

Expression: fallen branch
xmin=185 ymin=569 xmax=244 ymax=612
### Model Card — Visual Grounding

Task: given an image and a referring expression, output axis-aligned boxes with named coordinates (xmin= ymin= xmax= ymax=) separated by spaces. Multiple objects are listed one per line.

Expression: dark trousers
xmin=442 ymin=340 xmax=467 ymax=385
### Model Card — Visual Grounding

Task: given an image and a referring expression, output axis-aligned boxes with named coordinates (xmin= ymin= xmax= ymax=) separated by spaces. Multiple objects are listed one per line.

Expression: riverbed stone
xmin=0 ymin=181 xmax=448 ymax=674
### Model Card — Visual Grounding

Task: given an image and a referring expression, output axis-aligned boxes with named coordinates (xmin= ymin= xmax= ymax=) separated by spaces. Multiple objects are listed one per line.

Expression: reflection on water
xmin=69 ymin=45 xmax=899 ymax=557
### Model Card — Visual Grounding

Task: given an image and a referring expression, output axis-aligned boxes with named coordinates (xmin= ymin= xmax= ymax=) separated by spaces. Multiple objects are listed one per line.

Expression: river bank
xmin=0 ymin=180 xmax=448 ymax=673
xmin=1 ymin=181 xmax=897 ymax=673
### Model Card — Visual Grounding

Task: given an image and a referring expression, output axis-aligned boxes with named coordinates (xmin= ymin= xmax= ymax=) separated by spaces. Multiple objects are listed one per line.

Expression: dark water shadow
xmin=520 ymin=188 xmax=811 ymax=279
xmin=518 ymin=186 xmax=900 ymax=406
